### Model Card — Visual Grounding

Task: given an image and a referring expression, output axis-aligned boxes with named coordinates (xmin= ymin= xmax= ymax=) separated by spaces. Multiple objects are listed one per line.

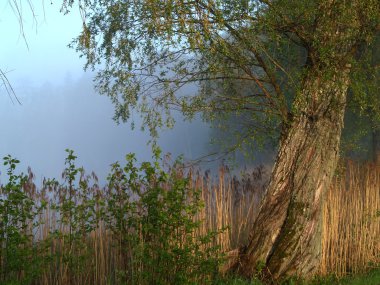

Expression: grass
xmin=339 ymin=268 xmax=380 ymax=285
xmin=0 ymin=151 xmax=379 ymax=284
xmin=217 ymin=268 xmax=380 ymax=284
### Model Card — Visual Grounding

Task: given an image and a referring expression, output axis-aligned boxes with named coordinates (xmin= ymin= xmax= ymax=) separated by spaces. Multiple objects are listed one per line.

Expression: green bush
xmin=0 ymin=151 xmax=223 ymax=285
xmin=0 ymin=156 xmax=46 ymax=284
xmin=105 ymin=153 xmax=223 ymax=284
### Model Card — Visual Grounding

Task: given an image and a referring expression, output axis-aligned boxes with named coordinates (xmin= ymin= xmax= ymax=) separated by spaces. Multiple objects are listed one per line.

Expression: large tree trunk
xmin=229 ymin=0 xmax=374 ymax=279
xmin=221 ymin=0 xmax=377 ymax=281
xmin=234 ymin=66 xmax=351 ymax=280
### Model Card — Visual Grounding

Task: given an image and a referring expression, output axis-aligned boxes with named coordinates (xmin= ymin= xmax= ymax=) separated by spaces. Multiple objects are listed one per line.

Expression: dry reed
xmin=321 ymin=161 xmax=380 ymax=277
xmin=1 ymin=160 xmax=379 ymax=284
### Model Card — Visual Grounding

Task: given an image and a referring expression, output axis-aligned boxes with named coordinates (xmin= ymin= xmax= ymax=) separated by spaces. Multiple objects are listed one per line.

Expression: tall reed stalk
xmin=0 ymin=155 xmax=378 ymax=284
xmin=321 ymin=161 xmax=380 ymax=277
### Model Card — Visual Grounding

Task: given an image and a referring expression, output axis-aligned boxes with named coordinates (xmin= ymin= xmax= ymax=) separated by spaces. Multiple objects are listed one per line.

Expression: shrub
xmin=0 ymin=156 xmax=46 ymax=284
xmin=0 ymin=151 xmax=224 ymax=284
xmin=104 ymin=153 xmax=223 ymax=284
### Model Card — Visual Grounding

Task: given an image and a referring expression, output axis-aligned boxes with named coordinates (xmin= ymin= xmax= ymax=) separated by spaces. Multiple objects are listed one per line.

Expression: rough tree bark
xmin=232 ymin=2 xmax=367 ymax=280
xmin=235 ymin=66 xmax=350 ymax=279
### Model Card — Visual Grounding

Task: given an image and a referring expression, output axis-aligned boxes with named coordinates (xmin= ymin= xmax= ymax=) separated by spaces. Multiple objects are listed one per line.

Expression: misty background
xmin=0 ymin=1 xmax=209 ymax=180
xmin=0 ymin=2 xmax=216 ymax=183
xmin=0 ymin=1 xmax=275 ymax=186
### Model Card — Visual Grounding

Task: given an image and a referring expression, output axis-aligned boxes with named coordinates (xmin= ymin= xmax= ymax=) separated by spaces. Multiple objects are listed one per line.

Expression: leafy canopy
xmin=61 ymin=0 xmax=379 ymax=150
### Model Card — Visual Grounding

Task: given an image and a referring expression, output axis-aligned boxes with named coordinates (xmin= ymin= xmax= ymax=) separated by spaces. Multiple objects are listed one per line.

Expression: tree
xmin=209 ymin=31 xmax=380 ymax=166
xmin=61 ymin=0 xmax=380 ymax=281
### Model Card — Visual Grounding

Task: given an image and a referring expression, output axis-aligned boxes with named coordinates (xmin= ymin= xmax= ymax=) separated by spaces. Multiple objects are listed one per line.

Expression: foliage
xmin=0 ymin=156 xmax=46 ymax=284
xmin=60 ymin=0 xmax=379 ymax=150
xmin=46 ymin=149 xmax=99 ymax=283
xmin=206 ymin=28 xmax=380 ymax=160
xmin=349 ymin=33 xmax=380 ymax=126
xmin=104 ymin=153 xmax=222 ymax=284
xmin=0 ymin=151 xmax=223 ymax=285
xmin=0 ymin=151 xmax=378 ymax=284
xmin=341 ymin=32 xmax=380 ymax=159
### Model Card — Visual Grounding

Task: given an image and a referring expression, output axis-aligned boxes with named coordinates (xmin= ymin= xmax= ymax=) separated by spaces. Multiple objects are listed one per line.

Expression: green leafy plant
xmin=47 ymin=149 xmax=99 ymax=284
xmin=105 ymin=153 xmax=223 ymax=284
xmin=0 ymin=155 xmax=46 ymax=284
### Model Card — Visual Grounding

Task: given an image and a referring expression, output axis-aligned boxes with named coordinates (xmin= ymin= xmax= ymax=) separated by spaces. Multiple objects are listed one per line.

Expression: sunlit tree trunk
xmin=228 ymin=0 xmax=377 ymax=278
xmin=235 ymin=64 xmax=351 ymax=279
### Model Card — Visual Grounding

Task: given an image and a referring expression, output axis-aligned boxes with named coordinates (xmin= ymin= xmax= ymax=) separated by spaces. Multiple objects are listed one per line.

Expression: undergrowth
xmin=0 ymin=150 xmax=223 ymax=285
xmin=0 ymin=150 xmax=378 ymax=284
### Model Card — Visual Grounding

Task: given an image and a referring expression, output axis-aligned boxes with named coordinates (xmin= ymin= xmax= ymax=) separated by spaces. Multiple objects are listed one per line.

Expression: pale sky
xmin=0 ymin=1 xmax=211 ymax=184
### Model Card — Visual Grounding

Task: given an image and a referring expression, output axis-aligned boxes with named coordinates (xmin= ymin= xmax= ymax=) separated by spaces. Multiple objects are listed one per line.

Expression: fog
xmin=0 ymin=2 xmax=276 ymax=185
xmin=0 ymin=3 xmax=213 ymax=183
xmin=2 ymin=72 xmax=217 ymax=183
